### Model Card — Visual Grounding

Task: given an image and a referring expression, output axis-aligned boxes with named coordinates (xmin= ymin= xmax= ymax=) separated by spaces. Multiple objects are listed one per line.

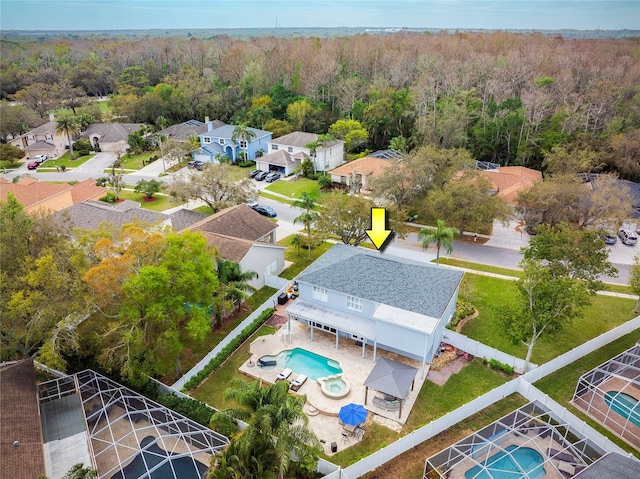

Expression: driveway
xmin=72 ymin=152 xmax=117 ymax=174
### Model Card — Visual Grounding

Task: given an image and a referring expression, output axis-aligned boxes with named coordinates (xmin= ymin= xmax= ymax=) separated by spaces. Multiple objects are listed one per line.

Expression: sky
xmin=1 ymin=0 xmax=638 ymax=31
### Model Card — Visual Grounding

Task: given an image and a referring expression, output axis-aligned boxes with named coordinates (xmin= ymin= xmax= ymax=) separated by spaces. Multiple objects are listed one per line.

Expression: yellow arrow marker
xmin=366 ymin=207 xmax=392 ymax=250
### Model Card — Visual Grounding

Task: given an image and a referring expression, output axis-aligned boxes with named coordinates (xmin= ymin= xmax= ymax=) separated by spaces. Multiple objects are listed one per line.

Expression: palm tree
xmin=213 ymin=258 xmax=257 ymax=327
xmin=231 ymin=123 xmax=256 ymax=163
xmin=214 ymin=379 xmax=321 ymax=479
xmin=418 ymin=219 xmax=457 ymax=265
xmin=304 ymin=134 xmax=334 ymax=173
xmin=294 ymin=211 xmax=318 ymax=259
xmin=292 ymin=191 xmax=317 ymax=213
xmin=56 ymin=114 xmax=78 ymax=160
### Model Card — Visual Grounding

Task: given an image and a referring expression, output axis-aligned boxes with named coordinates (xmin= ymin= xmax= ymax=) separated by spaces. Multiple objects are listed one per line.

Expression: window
xmin=346 ymin=295 xmax=363 ymax=312
xmin=312 ymin=286 xmax=328 ymax=302
xmin=239 ymin=140 xmax=247 ymax=148
xmin=45 ymin=133 xmax=53 ymax=141
xmin=287 ymin=146 xmax=293 ymax=153
xmin=203 ymin=137 xmax=211 ymax=144
xmin=219 ymin=138 xmax=225 ymax=145
xmin=266 ymin=260 xmax=277 ymax=274
xmin=272 ymin=144 xmax=278 ymax=151
xmin=27 ymin=135 xmax=34 ymax=142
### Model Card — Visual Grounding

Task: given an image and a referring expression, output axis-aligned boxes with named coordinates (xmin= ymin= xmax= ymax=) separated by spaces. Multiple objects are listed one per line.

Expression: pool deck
xmin=238 ymin=317 xmax=428 ymax=455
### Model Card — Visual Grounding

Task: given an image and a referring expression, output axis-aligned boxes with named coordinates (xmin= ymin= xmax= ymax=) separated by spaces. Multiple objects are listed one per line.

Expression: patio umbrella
xmin=338 ymin=403 xmax=368 ymax=426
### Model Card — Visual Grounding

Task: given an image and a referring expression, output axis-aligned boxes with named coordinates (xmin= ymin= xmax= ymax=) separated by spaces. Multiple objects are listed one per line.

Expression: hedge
xmin=182 ymin=307 xmax=275 ymax=391
xmin=482 ymin=357 xmax=515 ymax=376
xmin=156 ymin=393 xmax=215 ymax=426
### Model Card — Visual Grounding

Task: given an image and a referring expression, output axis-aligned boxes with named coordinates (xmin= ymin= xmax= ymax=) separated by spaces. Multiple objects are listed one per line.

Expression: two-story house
xmin=284 ymin=244 xmax=464 ymax=378
xmin=8 ymin=114 xmax=68 ymax=160
xmin=256 ymin=131 xmax=345 ymax=175
xmin=193 ymin=123 xmax=271 ymax=164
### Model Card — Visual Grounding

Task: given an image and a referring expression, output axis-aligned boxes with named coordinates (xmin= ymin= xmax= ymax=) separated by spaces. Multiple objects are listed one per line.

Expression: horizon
xmin=1 ymin=1 xmax=639 ymax=32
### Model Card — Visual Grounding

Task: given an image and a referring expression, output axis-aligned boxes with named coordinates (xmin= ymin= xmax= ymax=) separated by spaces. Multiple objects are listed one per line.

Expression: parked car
xmin=253 ymin=205 xmax=277 ymax=217
xmin=599 ymin=230 xmax=617 ymax=245
xmin=618 ymin=228 xmax=638 ymax=246
xmin=249 ymin=169 xmax=261 ymax=178
xmin=27 ymin=161 xmax=39 ymax=170
xmin=265 ymin=172 xmax=281 ymax=183
xmin=246 ymin=200 xmax=259 ymax=209
xmin=188 ymin=160 xmax=206 ymax=171
xmin=254 ymin=170 xmax=269 ymax=181
xmin=33 ymin=154 xmax=48 ymax=164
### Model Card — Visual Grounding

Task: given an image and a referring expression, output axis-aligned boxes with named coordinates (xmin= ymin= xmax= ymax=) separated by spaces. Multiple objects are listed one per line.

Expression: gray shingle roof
xmin=187 ymin=204 xmax=277 ymax=242
xmin=364 ymin=357 xmax=418 ymax=399
xmin=82 ymin=123 xmax=143 ymax=143
xmin=168 ymin=209 xmax=208 ymax=231
xmin=271 ymin=131 xmax=342 ymax=149
xmin=156 ymin=120 xmax=207 ymax=142
xmin=296 ymin=243 xmax=464 ymax=318
xmin=202 ymin=125 xmax=271 ymax=140
xmin=25 ymin=140 xmax=56 ymax=151
xmin=258 ymin=149 xmax=297 ymax=167
xmin=574 ymin=452 xmax=640 ymax=479
xmin=61 ymin=200 xmax=168 ymax=230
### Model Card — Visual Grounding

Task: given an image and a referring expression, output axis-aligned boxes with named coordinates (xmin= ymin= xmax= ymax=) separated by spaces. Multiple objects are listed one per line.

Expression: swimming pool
xmin=259 ymin=348 xmax=343 ymax=380
xmin=465 ymin=445 xmax=545 ymax=479
xmin=605 ymin=391 xmax=640 ymax=427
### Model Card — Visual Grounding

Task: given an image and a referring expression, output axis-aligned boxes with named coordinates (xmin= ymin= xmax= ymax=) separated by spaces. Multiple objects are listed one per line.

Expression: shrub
xmin=156 ymin=393 xmax=214 ymax=427
xmin=77 ymin=150 xmax=90 ymax=157
xmin=95 ymin=177 xmax=108 ymax=187
xmin=100 ymin=192 xmax=116 ymax=203
xmin=73 ymin=138 xmax=92 ymax=152
xmin=210 ymin=411 xmax=239 ymax=437
xmin=482 ymin=357 xmax=515 ymax=375
xmin=317 ymin=173 xmax=332 ymax=189
xmin=237 ymin=160 xmax=255 ymax=168
xmin=449 ymin=300 xmax=476 ymax=329
xmin=182 ymin=307 xmax=275 ymax=391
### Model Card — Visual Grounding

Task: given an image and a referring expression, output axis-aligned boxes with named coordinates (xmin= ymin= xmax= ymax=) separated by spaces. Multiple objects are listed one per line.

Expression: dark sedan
xmin=254 ymin=170 xmax=269 ymax=181
xmin=253 ymin=205 xmax=277 ymax=217
xmin=249 ymin=169 xmax=262 ymax=178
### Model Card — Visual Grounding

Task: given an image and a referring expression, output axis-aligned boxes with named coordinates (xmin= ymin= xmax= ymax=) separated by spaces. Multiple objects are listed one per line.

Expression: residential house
xmin=156 ymin=117 xmax=225 ymax=144
xmin=81 ymin=123 xmax=143 ymax=153
xmin=0 ymin=359 xmax=47 ymax=479
xmin=285 ymin=243 xmax=464 ymax=377
xmin=187 ymin=204 xmax=285 ymax=289
xmin=192 ymin=124 xmax=271 ymax=164
xmin=329 ymin=156 xmax=396 ymax=193
xmin=258 ymin=131 xmax=345 ymax=174
xmin=478 ymin=165 xmax=542 ymax=206
xmin=8 ymin=114 xmax=68 ymax=160
xmin=0 ymin=177 xmax=106 ymax=213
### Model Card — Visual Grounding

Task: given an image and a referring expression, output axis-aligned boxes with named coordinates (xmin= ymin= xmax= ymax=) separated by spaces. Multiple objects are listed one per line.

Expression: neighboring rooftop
xmin=0 ymin=359 xmax=46 ymax=479
xmin=157 ymin=119 xmax=224 ymax=142
xmin=25 ymin=140 xmax=56 ymax=151
xmin=270 ymin=131 xmax=342 ymax=149
xmin=60 ymin=199 xmax=169 ymax=229
xmin=296 ymin=243 xmax=464 ymax=319
xmin=82 ymin=123 xmax=143 ymax=143
xmin=187 ymin=204 xmax=277 ymax=242
xmin=369 ymin=149 xmax=405 ymax=160
xmin=479 ymin=165 xmax=542 ymax=205
xmin=167 ymin=208 xmax=209 ymax=231
xmin=0 ymin=177 xmax=106 ymax=212
xmin=258 ymin=149 xmax=300 ymax=167
xmin=203 ymin=124 xmax=271 ymax=140
xmin=329 ymin=156 xmax=395 ymax=179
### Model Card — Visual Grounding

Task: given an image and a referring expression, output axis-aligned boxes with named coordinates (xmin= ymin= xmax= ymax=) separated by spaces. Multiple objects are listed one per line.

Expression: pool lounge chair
xmin=276 ymin=368 xmax=293 ymax=381
xmin=258 ymin=359 xmax=277 ymax=367
xmin=290 ymin=374 xmax=308 ymax=391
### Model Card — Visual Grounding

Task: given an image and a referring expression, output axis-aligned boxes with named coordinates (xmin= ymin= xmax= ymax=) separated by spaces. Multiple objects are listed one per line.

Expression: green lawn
xmin=438 ymin=258 xmax=522 ymax=278
xmin=116 ymin=190 xmax=175 ymax=212
xmin=264 ymin=177 xmax=319 ymax=199
xmin=116 ymin=151 xmax=160 ymax=170
xmin=459 ymin=273 xmax=638 ymax=364
xmin=279 ymin=239 xmax=333 ymax=279
xmin=535 ymin=331 xmax=640 ymax=456
xmin=190 ymin=324 xmax=277 ymax=407
xmin=37 ymin=152 xmax=95 ymax=169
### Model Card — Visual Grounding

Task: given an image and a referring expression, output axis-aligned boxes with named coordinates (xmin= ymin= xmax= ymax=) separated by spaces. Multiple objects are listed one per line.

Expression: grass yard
xmin=38 ymin=151 xmax=95 ymax=169
xmin=459 ymin=273 xmax=638 ymax=364
xmin=265 ymin=177 xmax=319 ymax=199
xmin=190 ymin=324 xmax=277 ymax=407
xmin=438 ymin=258 xmax=522 ymax=278
xmin=116 ymin=151 xmax=160 ymax=170
xmin=116 ymin=190 xmax=175 ymax=212
xmin=279 ymin=238 xmax=333 ymax=279
xmin=535 ymin=330 xmax=640 ymax=456
xmin=360 ymin=394 xmax=529 ymax=479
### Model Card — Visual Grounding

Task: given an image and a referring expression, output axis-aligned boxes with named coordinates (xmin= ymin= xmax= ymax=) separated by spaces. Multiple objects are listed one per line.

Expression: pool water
xmin=325 ymin=377 xmax=347 ymax=393
xmin=465 ymin=445 xmax=545 ymax=479
xmin=605 ymin=391 xmax=640 ymax=427
xmin=259 ymin=348 xmax=342 ymax=380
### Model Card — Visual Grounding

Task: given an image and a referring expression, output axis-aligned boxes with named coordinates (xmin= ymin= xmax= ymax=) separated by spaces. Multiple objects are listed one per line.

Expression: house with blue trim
xmin=285 ymin=244 xmax=464 ymax=378
xmin=192 ymin=123 xmax=272 ymax=164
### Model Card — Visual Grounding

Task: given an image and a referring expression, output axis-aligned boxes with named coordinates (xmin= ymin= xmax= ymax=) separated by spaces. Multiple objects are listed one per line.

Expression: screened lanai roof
xmin=39 ymin=370 xmax=228 ymax=479
xmin=424 ymin=401 xmax=610 ymax=479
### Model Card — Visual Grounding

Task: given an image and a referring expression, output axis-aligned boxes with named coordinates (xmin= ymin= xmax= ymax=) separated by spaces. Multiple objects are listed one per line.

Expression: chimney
xmin=205 ymin=116 xmax=210 ymax=124
xmin=48 ymin=113 xmax=55 ymax=122
xmin=207 ymin=119 xmax=213 ymax=132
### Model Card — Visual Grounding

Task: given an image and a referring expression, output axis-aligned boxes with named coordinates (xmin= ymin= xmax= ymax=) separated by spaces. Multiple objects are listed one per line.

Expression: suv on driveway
xmin=265 ymin=172 xmax=281 ymax=183
xmin=33 ymin=154 xmax=48 ymax=164
xmin=618 ymin=228 xmax=638 ymax=246
xmin=187 ymin=160 xmax=206 ymax=171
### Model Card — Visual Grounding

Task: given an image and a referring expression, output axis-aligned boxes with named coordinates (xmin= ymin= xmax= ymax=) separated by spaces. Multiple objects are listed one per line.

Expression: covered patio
xmin=363 ymin=357 xmax=418 ymax=419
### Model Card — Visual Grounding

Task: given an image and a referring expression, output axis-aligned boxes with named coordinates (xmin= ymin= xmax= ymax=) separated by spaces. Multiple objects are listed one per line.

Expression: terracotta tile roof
xmin=187 ymin=204 xmax=277 ymax=241
xmin=0 ymin=359 xmax=46 ymax=479
xmin=199 ymin=232 xmax=255 ymax=262
xmin=69 ymin=179 xmax=108 ymax=203
xmin=329 ymin=156 xmax=395 ymax=179
xmin=480 ymin=166 xmax=542 ymax=205
xmin=0 ymin=178 xmax=70 ymax=207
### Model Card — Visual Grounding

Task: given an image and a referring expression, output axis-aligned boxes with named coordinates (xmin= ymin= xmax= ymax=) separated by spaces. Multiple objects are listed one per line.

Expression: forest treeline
xmin=2 ymin=32 xmax=639 ymax=178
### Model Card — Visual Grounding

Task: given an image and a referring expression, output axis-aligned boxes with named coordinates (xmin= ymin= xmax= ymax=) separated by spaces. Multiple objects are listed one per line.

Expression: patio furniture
xmin=554 ymin=460 xmax=576 ymax=475
xmin=373 ymin=396 xmax=401 ymax=411
xmin=343 ymin=423 xmax=357 ymax=434
xmin=258 ymin=359 xmax=277 ymax=367
xmin=354 ymin=425 xmax=365 ymax=440
xmin=548 ymin=448 xmax=575 ymax=463
xmin=330 ymin=442 xmax=337 ymax=453
xmin=341 ymin=432 xmax=349 ymax=443
xmin=338 ymin=403 xmax=368 ymax=426
xmin=290 ymin=374 xmax=308 ymax=392
xmin=276 ymin=368 xmax=292 ymax=381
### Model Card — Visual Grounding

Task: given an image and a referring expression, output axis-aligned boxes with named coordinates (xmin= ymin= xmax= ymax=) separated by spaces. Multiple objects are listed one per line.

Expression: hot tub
xmin=318 ymin=374 xmax=350 ymax=399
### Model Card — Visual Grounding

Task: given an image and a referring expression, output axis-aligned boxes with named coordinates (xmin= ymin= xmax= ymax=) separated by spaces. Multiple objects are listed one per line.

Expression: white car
xmin=33 ymin=154 xmax=48 ymax=164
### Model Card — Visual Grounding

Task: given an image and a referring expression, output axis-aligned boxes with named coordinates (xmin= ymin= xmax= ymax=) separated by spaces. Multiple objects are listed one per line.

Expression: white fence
xmin=172 ymin=285 xmax=287 ymax=390
xmin=522 ymin=315 xmax=640 ymax=384
xmin=265 ymin=273 xmax=289 ymax=289
xmin=443 ymin=330 xmax=535 ymax=374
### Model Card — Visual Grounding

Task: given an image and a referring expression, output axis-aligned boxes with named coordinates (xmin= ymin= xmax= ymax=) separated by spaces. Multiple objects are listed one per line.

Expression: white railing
xmin=443 ymin=330 xmax=535 ymax=373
